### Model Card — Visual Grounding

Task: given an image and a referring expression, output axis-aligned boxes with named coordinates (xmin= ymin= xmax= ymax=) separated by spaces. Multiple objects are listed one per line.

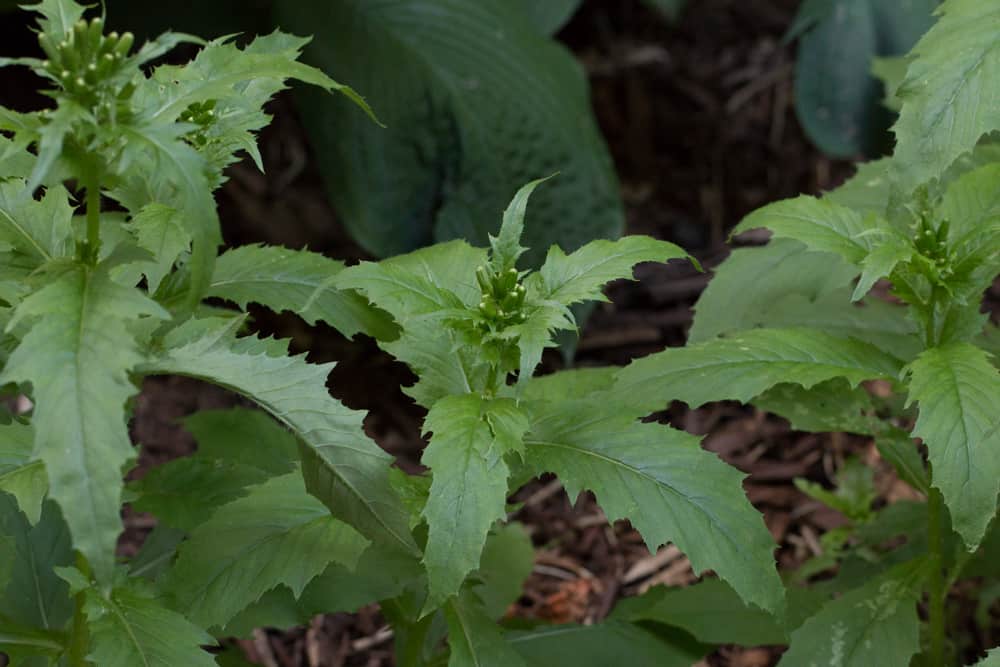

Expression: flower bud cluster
xmin=476 ymin=265 xmax=527 ymax=327
xmin=179 ymin=100 xmax=217 ymax=147
xmin=912 ymin=216 xmax=957 ymax=282
xmin=38 ymin=18 xmax=134 ymax=110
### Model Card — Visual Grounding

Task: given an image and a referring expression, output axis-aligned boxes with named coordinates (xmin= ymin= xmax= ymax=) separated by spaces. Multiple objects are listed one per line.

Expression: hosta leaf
xmin=0 ymin=263 xmax=167 ymax=585
xmin=791 ymin=0 xmax=936 ymax=157
xmin=518 ymin=0 xmax=581 ymax=34
xmin=142 ymin=318 xmax=417 ymax=555
xmin=445 ymin=589 xmax=527 ymax=667
xmin=276 ymin=0 xmax=623 ymax=265
xmin=0 ymin=496 xmax=72 ymax=633
xmin=524 ymin=397 xmax=784 ymax=614
xmin=732 ymin=195 xmax=878 ymax=266
xmin=617 ymin=328 xmax=904 ymax=414
xmin=892 ymin=0 xmax=1000 ymax=189
xmin=907 ymin=343 xmax=1000 ymax=548
xmin=421 ymin=394 xmax=528 ymax=610
xmin=0 ymin=420 xmax=46 ymax=524
xmin=508 ymin=621 xmax=708 ymax=667
xmin=0 ymin=181 xmax=73 ymax=266
xmin=532 ymin=236 xmax=689 ymax=306
xmin=68 ymin=575 xmax=217 ymax=667
xmin=777 ymin=559 xmax=929 ymax=667
xmin=207 ymin=244 xmax=396 ymax=341
xmin=612 ymin=578 xmax=788 ymax=646
xmin=165 ymin=471 xmax=368 ymax=629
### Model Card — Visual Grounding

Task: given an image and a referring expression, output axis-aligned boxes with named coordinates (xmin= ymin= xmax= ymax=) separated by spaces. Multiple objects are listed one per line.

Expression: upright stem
xmin=84 ymin=172 xmax=101 ymax=262
xmin=926 ymin=486 xmax=946 ymax=666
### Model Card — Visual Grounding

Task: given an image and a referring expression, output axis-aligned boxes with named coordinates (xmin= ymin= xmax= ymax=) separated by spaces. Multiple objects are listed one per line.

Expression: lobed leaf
xmin=891 ymin=0 xmax=1000 ymax=189
xmin=142 ymin=317 xmax=418 ymax=555
xmin=616 ymin=328 xmax=904 ymax=414
xmin=0 ymin=181 xmax=74 ymax=266
xmin=446 ymin=590 xmax=527 ymax=667
xmin=524 ymin=397 xmax=784 ymax=615
xmin=165 ymin=471 xmax=368 ymax=629
xmin=0 ymin=263 xmax=168 ymax=586
xmin=0 ymin=420 xmax=46 ymax=524
xmin=421 ymin=394 xmax=528 ymax=610
xmin=907 ymin=343 xmax=1000 ymax=549
xmin=207 ymin=244 xmax=397 ymax=341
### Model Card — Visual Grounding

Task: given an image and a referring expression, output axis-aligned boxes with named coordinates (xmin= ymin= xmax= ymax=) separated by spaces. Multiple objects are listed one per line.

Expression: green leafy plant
xmin=0 ymin=2 xmax=786 ymax=665
xmin=614 ymin=0 xmax=1000 ymax=664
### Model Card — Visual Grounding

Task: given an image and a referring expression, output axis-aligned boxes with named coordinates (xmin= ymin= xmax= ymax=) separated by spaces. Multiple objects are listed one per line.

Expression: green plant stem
xmin=381 ymin=599 xmax=435 ymax=667
xmin=85 ymin=172 xmax=101 ymax=262
xmin=67 ymin=554 xmax=91 ymax=667
xmin=926 ymin=486 xmax=946 ymax=666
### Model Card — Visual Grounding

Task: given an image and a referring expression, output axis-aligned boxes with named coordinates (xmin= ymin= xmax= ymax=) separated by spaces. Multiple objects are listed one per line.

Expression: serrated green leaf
xmin=754 ymin=378 xmax=876 ymax=435
xmin=518 ymin=0 xmax=582 ymax=34
xmin=0 ymin=181 xmax=73 ymax=265
xmin=876 ymin=427 xmax=930 ymax=494
xmin=445 ymin=590 xmax=527 ymax=667
xmin=853 ymin=240 xmax=915 ymax=300
xmin=24 ymin=0 xmax=85 ymax=37
xmin=0 ymin=263 xmax=167 ymax=586
xmin=473 ymin=523 xmax=534 ymax=620
xmin=0 ymin=420 xmax=46 ymax=524
xmin=143 ymin=319 xmax=418 ymax=556
xmin=973 ymin=649 xmax=1000 ymax=666
xmin=165 ymin=471 xmax=368 ymax=629
xmin=0 ymin=496 xmax=72 ymax=634
xmin=733 ymin=195 xmax=879 ymax=265
xmin=508 ymin=621 xmax=708 ymax=667
xmin=617 ymin=328 xmax=903 ymax=413
xmin=183 ymin=407 xmax=298 ymax=476
xmin=277 ymin=0 xmax=623 ymax=265
xmin=525 ymin=397 xmax=784 ymax=615
xmin=777 ymin=559 xmax=929 ymax=667
xmin=421 ymin=394 xmax=527 ymax=610
xmin=796 ymin=457 xmax=876 ymax=522
xmin=128 ymin=203 xmax=190 ymax=293
xmin=892 ymin=0 xmax=1000 ymax=189
xmin=129 ymin=524 xmax=185 ymax=581
xmin=532 ymin=236 xmax=690 ymax=306
xmin=207 ymin=245 xmax=397 ymax=341
xmin=825 ymin=157 xmax=893 ymax=215
xmin=77 ymin=577 xmax=217 ymax=667
xmin=337 ymin=240 xmax=486 ymax=325
xmin=907 ymin=343 xmax=1000 ymax=548
xmin=490 ymin=177 xmax=554 ymax=272
xmin=612 ymin=578 xmax=788 ymax=646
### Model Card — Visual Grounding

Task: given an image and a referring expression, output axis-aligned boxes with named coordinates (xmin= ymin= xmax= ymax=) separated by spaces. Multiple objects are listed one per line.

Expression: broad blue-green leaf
xmin=0 ymin=181 xmax=73 ymax=266
xmin=612 ymin=578 xmax=788 ymax=646
xmin=525 ymin=397 xmax=784 ymax=614
xmin=446 ymin=590 xmax=527 ymax=667
xmin=0 ymin=263 xmax=168 ymax=585
xmin=276 ymin=0 xmax=623 ymax=266
xmin=777 ymin=559 xmax=929 ymax=667
xmin=892 ymin=0 xmax=1000 ymax=189
xmin=0 ymin=497 xmax=72 ymax=633
xmin=617 ymin=328 xmax=904 ymax=414
xmin=207 ymin=244 xmax=396 ymax=341
xmin=732 ymin=195 xmax=878 ymax=266
xmin=508 ymin=621 xmax=708 ymax=667
xmin=68 ymin=574 xmax=217 ymax=667
xmin=0 ymin=420 xmax=46 ymax=524
xmin=142 ymin=318 xmax=417 ymax=555
xmin=791 ymin=0 xmax=937 ymax=157
xmin=519 ymin=0 xmax=581 ymax=34
xmin=907 ymin=343 xmax=1000 ymax=548
xmin=421 ymin=394 xmax=528 ymax=610
xmin=165 ymin=471 xmax=368 ymax=629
